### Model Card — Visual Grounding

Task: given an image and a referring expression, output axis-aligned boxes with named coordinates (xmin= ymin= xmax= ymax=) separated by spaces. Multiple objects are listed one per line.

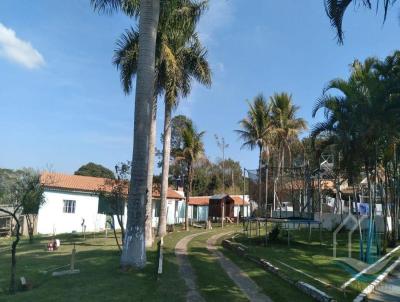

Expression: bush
xmin=268 ymin=225 xmax=280 ymax=242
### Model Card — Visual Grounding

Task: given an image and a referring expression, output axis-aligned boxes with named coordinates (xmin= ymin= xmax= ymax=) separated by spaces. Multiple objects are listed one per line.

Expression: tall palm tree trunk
xmin=185 ymin=164 xmax=193 ymax=231
xmin=258 ymin=145 xmax=263 ymax=214
xmin=158 ymin=101 xmax=172 ymax=237
xmin=121 ymin=0 xmax=160 ymax=269
xmin=145 ymin=98 xmax=157 ymax=248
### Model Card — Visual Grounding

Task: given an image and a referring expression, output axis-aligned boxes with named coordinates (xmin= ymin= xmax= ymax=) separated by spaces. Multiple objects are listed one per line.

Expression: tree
xmin=91 ymin=0 xmax=161 ymax=269
xmin=176 ymin=121 xmax=205 ymax=230
xmin=21 ymin=171 xmax=44 ymax=243
xmin=0 ymin=169 xmax=25 ymax=203
xmin=74 ymin=162 xmax=115 ymax=179
xmin=270 ymin=93 xmax=307 ymax=170
xmin=0 ymin=169 xmax=44 ymax=294
xmin=236 ymin=94 xmax=273 ymax=209
xmin=158 ymin=33 xmax=211 ymax=236
xmin=114 ymin=1 xmax=211 ymax=237
xmin=170 ymin=115 xmax=193 ymax=153
xmin=324 ymin=0 xmax=398 ymax=44
xmin=312 ymin=52 xmax=400 ymax=257
xmin=98 ymin=162 xmax=130 ymax=251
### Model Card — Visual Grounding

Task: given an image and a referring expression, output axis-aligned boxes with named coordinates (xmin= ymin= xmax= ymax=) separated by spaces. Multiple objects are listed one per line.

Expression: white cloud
xmin=198 ymin=0 xmax=234 ymax=43
xmin=0 ymin=23 xmax=45 ymax=69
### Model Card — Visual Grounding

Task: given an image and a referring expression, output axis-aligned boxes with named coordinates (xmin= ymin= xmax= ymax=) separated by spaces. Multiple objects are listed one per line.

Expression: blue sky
xmin=0 ymin=0 xmax=399 ymax=174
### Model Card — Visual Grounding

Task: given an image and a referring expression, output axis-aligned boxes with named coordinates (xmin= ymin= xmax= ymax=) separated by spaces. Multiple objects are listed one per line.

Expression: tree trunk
xmin=111 ymin=216 xmax=122 ymax=252
xmin=265 ymin=145 xmax=269 ymax=214
xmin=145 ymin=97 xmax=157 ymax=248
xmin=121 ymin=0 xmax=160 ymax=269
xmin=10 ymin=215 xmax=20 ymax=294
xmin=158 ymin=102 xmax=172 ymax=237
xmin=185 ymin=164 xmax=192 ymax=231
xmin=26 ymin=214 xmax=35 ymax=243
xmin=258 ymin=145 xmax=262 ymax=213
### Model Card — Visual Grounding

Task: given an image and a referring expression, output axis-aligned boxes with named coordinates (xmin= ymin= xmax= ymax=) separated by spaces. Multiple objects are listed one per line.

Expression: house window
xmin=154 ymin=201 xmax=161 ymax=218
xmin=63 ymin=200 xmax=76 ymax=213
xmin=193 ymin=205 xmax=198 ymax=220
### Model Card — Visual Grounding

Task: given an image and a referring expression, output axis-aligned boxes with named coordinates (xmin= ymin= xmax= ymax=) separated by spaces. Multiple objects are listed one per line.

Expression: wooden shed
xmin=208 ymin=194 xmax=235 ymax=219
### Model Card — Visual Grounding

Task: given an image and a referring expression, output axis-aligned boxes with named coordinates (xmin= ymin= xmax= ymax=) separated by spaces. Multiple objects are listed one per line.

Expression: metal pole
xmin=242 ymin=168 xmax=246 ymax=229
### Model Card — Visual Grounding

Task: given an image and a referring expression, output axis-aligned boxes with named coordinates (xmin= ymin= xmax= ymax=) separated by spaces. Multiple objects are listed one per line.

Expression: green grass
xmin=229 ymin=226 xmax=397 ymax=302
xmin=2 ymin=224 xmax=392 ymax=302
xmin=222 ymin=248 xmax=314 ymax=302
xmin=0 ymin=229 xmax=205 ymax=302
xmin=187 ymin=226 xmax=248 ymax=302
xmin=187 ymin=225 xmax=315 ymax=302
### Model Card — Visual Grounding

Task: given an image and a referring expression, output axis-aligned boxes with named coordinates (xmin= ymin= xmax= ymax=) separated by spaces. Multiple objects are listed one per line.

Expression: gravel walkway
xmin=207 ymin=232 xmax=273 ymax=302
xmin=175 ymin=232 xmax=209 ymax=302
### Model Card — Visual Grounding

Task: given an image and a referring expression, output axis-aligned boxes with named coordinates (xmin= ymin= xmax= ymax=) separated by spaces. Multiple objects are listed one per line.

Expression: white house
xmin=38 ymin=172 xmax=184 ymax=235
xmin=188 ymin=194 xmax=250 ymax=222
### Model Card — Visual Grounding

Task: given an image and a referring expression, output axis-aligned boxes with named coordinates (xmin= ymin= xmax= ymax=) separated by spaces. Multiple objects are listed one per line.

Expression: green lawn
xmin=0 ymin=229 xmax=205 ymax=302
xmin=187 ymin=226 xmax=248 ymax=302
xmin=187 ymin=225 xmax=315 ymax=302
xmin=2 ymin=224 xmax=391 ymax=302
xmin=228 ymin=225 xmax=398 ymax=302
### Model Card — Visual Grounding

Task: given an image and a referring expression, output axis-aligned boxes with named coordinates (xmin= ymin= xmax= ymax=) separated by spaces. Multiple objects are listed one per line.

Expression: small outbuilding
xmin=208 ymin=194 xmax=235 ymax=220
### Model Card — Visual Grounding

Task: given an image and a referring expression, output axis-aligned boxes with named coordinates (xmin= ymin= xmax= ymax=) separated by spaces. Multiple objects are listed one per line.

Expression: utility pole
xmin=215 ymin=135 xmax=229 ymax=193
xmin=215 ymin=135 xmax=229 ymax=229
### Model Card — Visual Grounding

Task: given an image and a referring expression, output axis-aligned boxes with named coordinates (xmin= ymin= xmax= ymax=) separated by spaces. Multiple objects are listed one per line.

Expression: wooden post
xmin=319 ymin=223 xmax=322 ymax=246
xmin=221 ymin=199 xmax=225 ymax=229
xmin=71 ymin=244 xmax=76 ymax=271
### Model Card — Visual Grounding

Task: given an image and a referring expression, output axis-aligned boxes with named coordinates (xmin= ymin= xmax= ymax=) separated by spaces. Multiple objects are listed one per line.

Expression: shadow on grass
xmin=0 ymin=239 xmax=186 ymax=302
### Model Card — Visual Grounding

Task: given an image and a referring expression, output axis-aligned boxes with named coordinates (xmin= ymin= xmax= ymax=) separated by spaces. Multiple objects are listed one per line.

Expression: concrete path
xmin=368 ymin=266 xmax=400 ymax=302
xmin=207 ymin=232 xmax=273 ymax=302
xmin=175 ymin=232 xmax=209 ymax=302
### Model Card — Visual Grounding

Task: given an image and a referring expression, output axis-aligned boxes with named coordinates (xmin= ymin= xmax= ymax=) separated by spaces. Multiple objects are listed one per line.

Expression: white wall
xmin=37 ymin=190 xmax=106 ymax=235
xmin=188 ymin=205 xmax=250 ymax=222
xmin=152 ymin=199 xmax=186 ymax=227
xmin=234 ymin=205 xmax=249 ymax=217
xmin=188 ymin=205 xmax=208 ymax=221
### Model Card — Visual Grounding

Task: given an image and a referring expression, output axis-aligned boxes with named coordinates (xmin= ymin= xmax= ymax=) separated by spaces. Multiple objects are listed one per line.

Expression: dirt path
xmin=175 ymin=232 xmax=209 ymax=302
xmin=207 ymin=232 xmax=273 ymax=302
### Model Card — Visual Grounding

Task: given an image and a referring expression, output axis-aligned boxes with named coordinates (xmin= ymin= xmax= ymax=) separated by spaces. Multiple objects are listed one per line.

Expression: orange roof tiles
xmin=188 ymin=196 xmax=210 ymax=206
xmin=230 ymin=196 xmax=249 ymax=206
xmin=188 ymin=195 xmax=249 ymax=206
xmin=40 ymin=172 xmax=183 ymax=200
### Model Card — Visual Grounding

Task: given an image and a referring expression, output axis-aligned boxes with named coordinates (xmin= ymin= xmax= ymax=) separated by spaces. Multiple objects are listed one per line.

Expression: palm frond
xmin=90 ymin=0 xmax=140 ymax=17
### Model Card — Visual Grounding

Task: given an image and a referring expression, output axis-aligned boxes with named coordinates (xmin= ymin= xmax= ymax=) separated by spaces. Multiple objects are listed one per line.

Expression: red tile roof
xmin=40 ymin=172 xmax=183 ymax=200
xmin=188 ymin=195 xmax=249 ymax=206
xmin=230 ymin=195 xmax=249 ymax=206
xmin=188 ymin=196 xmax=210 ymax=206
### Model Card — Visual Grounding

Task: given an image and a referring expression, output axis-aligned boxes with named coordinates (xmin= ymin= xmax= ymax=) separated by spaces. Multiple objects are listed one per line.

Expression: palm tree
xmin=236 ymin=95 xmax=273 ymax=211
xmin=91 ymin=0 xmax=160 ymax=269
xmin=113 ymin=28 xmax=157 ymax=248
xmin=311 ymin=55 xmax=400 ymax=259
xmin=324 ymin=0 xmax=397 ymax=44
xmin=177 ymin=122 xmax=205 ymax=231
xmin=270 ymin=93 xmax=307 ymax=169
xmin=113 ymin=0 xmax=209 ymax=239
xmin=270 ymin=93 xmax=306 ymax=211
xmin=158 ymin=34 xmax=211 ymax=236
